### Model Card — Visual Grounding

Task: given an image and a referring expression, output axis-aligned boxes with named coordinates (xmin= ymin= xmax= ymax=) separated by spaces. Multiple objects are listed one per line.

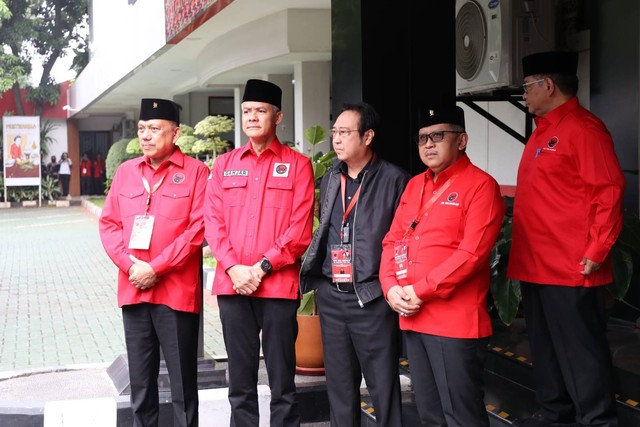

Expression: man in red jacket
xmin=204 ymin=79 xmax=315 ymax=426
xmin=508 ymin=51 xmax=624 ymax=427
xmin=380 ymin=104 xmax=505 ymax=427
xmin=99 ymin=98 xmax=209 ymax=427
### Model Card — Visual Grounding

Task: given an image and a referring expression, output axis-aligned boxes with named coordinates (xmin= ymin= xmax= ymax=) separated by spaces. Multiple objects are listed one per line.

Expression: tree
xmin=0 ymin=0 xmax=88 ymax=115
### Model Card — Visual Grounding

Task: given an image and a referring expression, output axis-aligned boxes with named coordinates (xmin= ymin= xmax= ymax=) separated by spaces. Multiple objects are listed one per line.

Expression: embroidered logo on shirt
xmin=273 ymin=163 xmax=290 ymax=177
xmin=223 ymin=170 xmax=249 ymax=177
xmin=441 ymin=192 xmax=460 ymax=206
xmin=543 ymin=136 xmax=559 ymax=153
xmin=172 ymin=173 xmax=185 ymax=184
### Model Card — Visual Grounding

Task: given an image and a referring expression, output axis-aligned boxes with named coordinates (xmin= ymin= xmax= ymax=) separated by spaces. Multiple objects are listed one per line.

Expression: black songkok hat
xmin=139 ymin=98 xmax=181 ymax=124
xmin=417 ymin=105 xmax=466 ymax=130
xmin=242 ymin=79 xmax=282 ymax=110
xmin=522 ymin=51 xmax=578 ymax=78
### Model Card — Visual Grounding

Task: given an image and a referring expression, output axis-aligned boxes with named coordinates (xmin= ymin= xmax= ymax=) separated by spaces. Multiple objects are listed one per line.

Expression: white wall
xmin=69 ymin=0 xmax=167 ymax=112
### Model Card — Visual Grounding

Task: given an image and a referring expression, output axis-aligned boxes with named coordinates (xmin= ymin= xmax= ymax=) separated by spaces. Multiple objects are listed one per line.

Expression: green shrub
xmin=106 ymin=138 xmax=138 ymax=180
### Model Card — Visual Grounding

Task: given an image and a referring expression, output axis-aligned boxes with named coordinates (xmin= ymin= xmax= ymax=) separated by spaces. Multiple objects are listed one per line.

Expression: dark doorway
xmin=79 ymin=131 xmax=111 ymax=161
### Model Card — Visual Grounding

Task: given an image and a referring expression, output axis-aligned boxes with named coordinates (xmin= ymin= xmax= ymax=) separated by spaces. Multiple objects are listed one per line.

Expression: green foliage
xmin=193 ymin=115 xmax=234 ymax=157
xmin=105 ymin=138 xmax=137 ymax=180
xmin=7 ymin=186 xmax=38 ymax=202
xmin=0 ymin=0 xmax=88 ymax=114
xmin=39 ymin=119 xmax=58 ymax=159
xmin=489 ymin=197 xmax=521 ymax=325
xmin=298 ymin=125 xmax=335 ymax=316
xmin=126 ymin=138 xmax=141 ymax=155
xmin=41 ymin=175 xmax=60 ymax=201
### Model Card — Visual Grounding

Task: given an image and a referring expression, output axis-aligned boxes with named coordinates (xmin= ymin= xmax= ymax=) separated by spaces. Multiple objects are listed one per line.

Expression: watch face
xmin=261 ymin=258 xmax=272 ymax=273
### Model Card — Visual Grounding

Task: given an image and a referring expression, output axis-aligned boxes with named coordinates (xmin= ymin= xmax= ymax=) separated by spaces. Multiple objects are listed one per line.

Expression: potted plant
xmin=489 ymin=196 xmax=640 ymax=326
xmin=295 ymin=125 xmax=336 ymax=375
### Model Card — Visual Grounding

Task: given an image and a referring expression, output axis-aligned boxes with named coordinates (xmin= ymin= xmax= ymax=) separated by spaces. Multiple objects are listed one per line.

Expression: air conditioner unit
xmin=455 ymin=0 xmax=555 ymax=95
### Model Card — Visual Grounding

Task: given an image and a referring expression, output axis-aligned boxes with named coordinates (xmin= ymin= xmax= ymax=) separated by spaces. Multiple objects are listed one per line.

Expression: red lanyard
xmin=402 ymin=173 xmax=457 ymax=240
xmin=340 ymin=173 xmax=362 ymax=225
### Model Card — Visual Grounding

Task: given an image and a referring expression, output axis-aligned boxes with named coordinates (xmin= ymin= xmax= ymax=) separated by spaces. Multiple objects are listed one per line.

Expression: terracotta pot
xmin=295 ymin=314 xmax=325 ymax=375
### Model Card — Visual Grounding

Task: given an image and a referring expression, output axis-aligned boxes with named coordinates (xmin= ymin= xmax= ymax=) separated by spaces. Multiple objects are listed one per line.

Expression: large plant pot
xmin=295 ymin=314 xmax=324 ymax=375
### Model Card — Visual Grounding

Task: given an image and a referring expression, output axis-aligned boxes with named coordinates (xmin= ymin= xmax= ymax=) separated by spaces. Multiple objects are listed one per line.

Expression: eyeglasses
xmin=415 ymin=131 xmax=463 ymax=146
xmin=522 ymin=78 xmax=545 ymax=93
xmin=331 ymin=128 xmax=359 ymax=138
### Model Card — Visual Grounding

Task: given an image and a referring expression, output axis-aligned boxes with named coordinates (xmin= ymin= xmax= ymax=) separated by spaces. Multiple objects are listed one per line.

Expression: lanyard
xmin=141 ymin=174 xmax=166 ymax=214
xmin=402 ymin=173 xmax=457 ymax=240
xmin=339 ymin=174 xmax=363 ymax=243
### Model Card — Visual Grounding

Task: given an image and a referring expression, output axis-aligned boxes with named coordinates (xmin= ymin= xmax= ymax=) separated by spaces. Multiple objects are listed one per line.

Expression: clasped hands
xmin=128 ymin=255 xmax=158 ymax=291
xmin=386 ymin=285 xmax=422 ymax=318
xmin=227 ymin=262 xmax=266 ymax=296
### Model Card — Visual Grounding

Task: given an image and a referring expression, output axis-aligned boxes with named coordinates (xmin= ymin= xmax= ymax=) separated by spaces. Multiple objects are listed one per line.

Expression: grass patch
xmin=88 ymin=197 xmax=105 ymax=208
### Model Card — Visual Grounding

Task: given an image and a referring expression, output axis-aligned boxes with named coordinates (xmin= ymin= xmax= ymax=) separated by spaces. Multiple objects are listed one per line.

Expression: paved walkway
xmin=0 ymin=203 xmax=226 ymax=375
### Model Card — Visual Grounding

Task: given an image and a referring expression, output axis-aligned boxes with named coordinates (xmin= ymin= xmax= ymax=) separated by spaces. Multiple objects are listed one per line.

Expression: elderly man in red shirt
xmin=380 ymin=104 xmax=505 ymax=427
xmin=204 ymin=79 xmax=315 ymax=426
xmin=508 ymin=51 xmax=624 ymax=427
xmin=99 ymin=98 xmax=209 ymax=427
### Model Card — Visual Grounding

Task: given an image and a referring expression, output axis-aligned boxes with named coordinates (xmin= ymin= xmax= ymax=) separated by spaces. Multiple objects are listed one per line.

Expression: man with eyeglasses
xmin=508 ymin=52 xmax=624 ymax=427
xmin=300 ymin=102 xmax=410 ymax=426
xmin=379 ymin=104 xmax=505 ymax=427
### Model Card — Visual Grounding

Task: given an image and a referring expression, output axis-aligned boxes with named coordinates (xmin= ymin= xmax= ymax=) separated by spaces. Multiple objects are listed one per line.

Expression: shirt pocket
xmin=118 ymin=187 xmax=145 ymax=219
xmin=221 ymin=176 xmax=248 ymax=206
xmin=159 ymin=186 xmax=191 ymax=220
xmin=264 ymin=177 xmax=294 ymax=208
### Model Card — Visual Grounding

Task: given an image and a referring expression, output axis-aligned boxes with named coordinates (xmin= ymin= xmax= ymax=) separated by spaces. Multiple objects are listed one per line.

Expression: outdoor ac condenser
xmin=455 ymin=0 xmax=555 ymax=95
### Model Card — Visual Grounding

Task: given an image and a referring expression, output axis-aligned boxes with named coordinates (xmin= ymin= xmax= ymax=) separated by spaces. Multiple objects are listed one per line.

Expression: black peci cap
xmin=139 ymin=98 xmax=181 ymax=124
xmin=242 ymin=79 xmax=282 ymax=110
xmin=522 ymin=51 xmax=578 ymax=78
xmin=417 ymin=104 xmax=465 ymax=130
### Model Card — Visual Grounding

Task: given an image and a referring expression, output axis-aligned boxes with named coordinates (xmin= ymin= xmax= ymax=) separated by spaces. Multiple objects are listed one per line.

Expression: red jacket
xmin=99 ymin=148 xmax=209 ymax=313
xmin=380 ymin=155 xmax=505 ymax=338
xmin=204 ymin=139 xmax=315 ymax=300
xmin=508 ymin=98 xmax=625 ymax=287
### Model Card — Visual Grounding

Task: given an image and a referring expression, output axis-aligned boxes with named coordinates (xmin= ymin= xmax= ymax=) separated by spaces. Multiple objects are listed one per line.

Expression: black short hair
xmin=340 ymin=102 xmax=380 ymax=137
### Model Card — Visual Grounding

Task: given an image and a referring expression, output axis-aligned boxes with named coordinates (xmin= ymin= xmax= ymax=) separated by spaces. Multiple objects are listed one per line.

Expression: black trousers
xmin=218 ymin=295 xmax=300 ymax=427
xmin=405 ymin=331 xmax=489 ymax=427
xmin=122 ymin=303 xmax=200 ymax=427
xmin=521 ymin=282 xmax=618 ymax=426
xmin=315 ymin=282 xmax=403 ymax=427
xmin=59 ymin=174 xmax=70 ymax=196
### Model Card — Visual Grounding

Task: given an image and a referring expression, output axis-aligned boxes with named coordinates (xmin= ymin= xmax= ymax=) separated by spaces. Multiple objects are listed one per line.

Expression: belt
xmin=330 ymin=282 xmax=355 ymax=293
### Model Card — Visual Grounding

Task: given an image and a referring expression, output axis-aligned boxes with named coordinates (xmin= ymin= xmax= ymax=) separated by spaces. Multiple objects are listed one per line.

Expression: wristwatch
xmin=260 ymin=257 xmax=273 ymax=274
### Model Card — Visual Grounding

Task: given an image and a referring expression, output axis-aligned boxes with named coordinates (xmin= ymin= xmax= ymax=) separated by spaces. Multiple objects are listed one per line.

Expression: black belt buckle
xmin=335 ymin=282 xmax=353 ymax=293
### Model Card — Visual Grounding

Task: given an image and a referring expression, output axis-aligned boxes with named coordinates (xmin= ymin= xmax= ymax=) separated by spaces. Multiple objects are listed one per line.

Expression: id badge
xmin=330 ymin=244 xmax=353 ymax=283
xmin=129 ymin=214 xmax=155 ymax=250
xmin=394 ymin=242 xmax=408 ymax=280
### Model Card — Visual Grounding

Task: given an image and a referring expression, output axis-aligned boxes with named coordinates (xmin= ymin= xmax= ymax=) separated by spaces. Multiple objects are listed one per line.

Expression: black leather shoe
xmin=513 ymin=411 xmax=577 ymax=427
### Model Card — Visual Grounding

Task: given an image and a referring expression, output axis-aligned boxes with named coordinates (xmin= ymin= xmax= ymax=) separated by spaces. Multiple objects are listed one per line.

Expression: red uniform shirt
xmin=99 ymin=148 xmax=209 ymax=313
xmin=92 ymin=158 xmax=105 ymax=178
xmin=80 ymin=160 xmax=92 ymax=177
xmin=507 ymin=98 xmax=625 ymax=287
xmin=204 ymin=139 xmax=315 ymax=300
xmin=380 ymin=155 xmax=505 ymax=338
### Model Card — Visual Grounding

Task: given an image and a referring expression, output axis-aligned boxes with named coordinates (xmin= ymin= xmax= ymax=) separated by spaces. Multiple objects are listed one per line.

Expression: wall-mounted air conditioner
xmin=455 ymin=0 xmax=555 ymax=95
